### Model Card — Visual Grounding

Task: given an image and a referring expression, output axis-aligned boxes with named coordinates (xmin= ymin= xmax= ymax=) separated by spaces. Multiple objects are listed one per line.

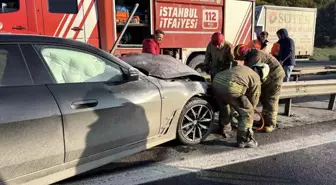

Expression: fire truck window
xmin=48 ymin=0 xmax=78 ymax=14
xmin=0 ymin=0 xmax=19 ymax=13
xmin=115 ymin=0 xmax=151 ymax=47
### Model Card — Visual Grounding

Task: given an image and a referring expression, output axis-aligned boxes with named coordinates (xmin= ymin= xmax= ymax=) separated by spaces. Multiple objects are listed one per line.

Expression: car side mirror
xmin=128 ymin=68 xmax=140 ymax=81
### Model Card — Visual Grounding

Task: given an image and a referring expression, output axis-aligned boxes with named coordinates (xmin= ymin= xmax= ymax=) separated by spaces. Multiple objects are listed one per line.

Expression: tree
xmin=256 ymin=0 xmax=287 ymax=6
xmin=315 ymin=1 xmax=336 ymax=47
xmin=256 ymin=0 xmax=334 ymax=7
xmin=314 ymin=0 xmax=335 ymax=7
xmin=256 ymin=0 xmax=271 ymax=6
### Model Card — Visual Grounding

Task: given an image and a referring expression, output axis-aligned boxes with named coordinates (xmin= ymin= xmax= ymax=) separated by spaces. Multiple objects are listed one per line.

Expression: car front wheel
xmin=177 ymin=97 xmax=214 ymax=145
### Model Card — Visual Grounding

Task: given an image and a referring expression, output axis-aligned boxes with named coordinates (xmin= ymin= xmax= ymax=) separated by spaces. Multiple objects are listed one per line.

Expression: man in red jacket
xmin=142 ymin=30 xmax=165 ymax=55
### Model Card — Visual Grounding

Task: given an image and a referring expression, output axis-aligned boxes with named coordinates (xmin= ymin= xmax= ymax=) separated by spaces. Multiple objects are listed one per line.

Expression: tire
xmin=188 ymin=55 xmax=206 ymax=74
xmin=177 ymin=97 xmax=214 ymax=145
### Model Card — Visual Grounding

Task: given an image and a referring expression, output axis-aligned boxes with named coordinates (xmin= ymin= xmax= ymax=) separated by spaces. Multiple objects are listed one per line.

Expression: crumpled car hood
xmin=120 ymin=53 xmax=205 ymax=81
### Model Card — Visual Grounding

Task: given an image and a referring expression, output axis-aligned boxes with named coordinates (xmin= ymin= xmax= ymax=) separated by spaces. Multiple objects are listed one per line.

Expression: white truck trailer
xmin=255 ymin=5 xmax=317 ymax=59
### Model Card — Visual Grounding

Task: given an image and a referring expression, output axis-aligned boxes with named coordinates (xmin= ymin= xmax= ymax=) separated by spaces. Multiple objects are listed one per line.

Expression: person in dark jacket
xmin=142 ymin=30 xmax=165 ymax=55
xmin=276 ymin=28 xmax=296 ymax=82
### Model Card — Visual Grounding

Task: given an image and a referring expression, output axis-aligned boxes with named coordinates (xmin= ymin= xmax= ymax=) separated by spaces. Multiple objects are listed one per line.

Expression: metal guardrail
xmin=296 ymin=61 xmax=336 ymax=66
xmin=204 ymin=67 xmax=336 ymax=82
xmin=280 ymin=80 xmax=336 ymax=116
xmin=280 ymin=80 xmax=336 ymax=98
xmin=204 ymin=62 xmax=336 ymax=117
xmin=292 ymin=66 xmax=336 ymax=75
xmin=206 ymin=78 xmax=335 ymax=117
xmin=202 ymin=61 xmax=336 ymax=81
xmin=291 ymin=61 xmax=336 ymax=80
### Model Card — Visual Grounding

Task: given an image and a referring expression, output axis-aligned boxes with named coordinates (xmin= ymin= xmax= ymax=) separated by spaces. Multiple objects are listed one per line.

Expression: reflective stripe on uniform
xmin=213 ymin=76 xmax=246 ymax=95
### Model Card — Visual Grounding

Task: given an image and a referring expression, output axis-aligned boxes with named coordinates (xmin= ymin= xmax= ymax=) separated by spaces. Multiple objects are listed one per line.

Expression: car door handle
xmin=71 ymin=100 xmax=98 ymax=109
xmin=71 ymin=26 xmax=83 ymax=31
xmin=12 ymin=25 xmax=26 ymax=30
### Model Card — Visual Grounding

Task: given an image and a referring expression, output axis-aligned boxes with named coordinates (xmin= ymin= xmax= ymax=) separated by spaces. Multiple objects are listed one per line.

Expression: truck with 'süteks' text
xmin=255 ymin=5 xmax=317 ymax=59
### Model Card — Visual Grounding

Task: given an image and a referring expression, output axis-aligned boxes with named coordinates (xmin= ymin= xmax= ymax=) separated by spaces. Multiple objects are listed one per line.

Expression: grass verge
xmin=311 ymin=47 xmax=336 ymax=61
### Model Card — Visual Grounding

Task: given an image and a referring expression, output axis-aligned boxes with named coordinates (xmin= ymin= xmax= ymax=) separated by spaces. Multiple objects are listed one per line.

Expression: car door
xmin=0 ymin=0 xmax=29 ymax=34
xmin=0 ymin=44 xmax=64 ymax=182
xmin=34 ymin=45 xmax=162 ymax=162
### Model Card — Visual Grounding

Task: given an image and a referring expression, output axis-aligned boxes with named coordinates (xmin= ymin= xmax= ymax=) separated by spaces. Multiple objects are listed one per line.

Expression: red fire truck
xmin=0 ymin=0 xmax=255 ymax=70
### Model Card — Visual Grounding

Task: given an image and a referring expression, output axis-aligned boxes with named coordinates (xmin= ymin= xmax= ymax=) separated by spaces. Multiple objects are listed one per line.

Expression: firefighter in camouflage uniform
xmin=212 ymin=60 xmax=270 ymax=148
xmin=204 ymin=32 xmax=236 ymax=137
xmin=204 ymin=32 xmax=236 ymax=80
xmin=233 ymin=44 xmax=285 ymax=133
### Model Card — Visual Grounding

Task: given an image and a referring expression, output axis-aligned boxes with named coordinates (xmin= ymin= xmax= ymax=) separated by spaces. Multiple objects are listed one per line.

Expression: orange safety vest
xmin=247 ymin=40 xmax=266 ymax=51
xmin=271 ymin=43 xmax=280 ymax=57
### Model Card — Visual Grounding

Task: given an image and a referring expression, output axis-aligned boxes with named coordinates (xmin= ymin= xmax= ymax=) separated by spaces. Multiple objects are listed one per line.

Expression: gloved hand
xmin=202 ymin=65 xmax=211 ymax=74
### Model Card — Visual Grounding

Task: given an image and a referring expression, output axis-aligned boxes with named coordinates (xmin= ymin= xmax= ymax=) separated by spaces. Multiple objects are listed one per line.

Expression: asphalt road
xmin=143 ymin=142 xmax=336 ymax=185
xmin=59 ymin=120 xmax=336 ymax=185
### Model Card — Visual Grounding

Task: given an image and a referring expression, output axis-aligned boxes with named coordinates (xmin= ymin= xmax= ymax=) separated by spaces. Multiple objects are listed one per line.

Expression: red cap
xmin=211 ymin=32 xmax=224 ymax=47
xmin=234 ymin=44 xmax=250 ymax=60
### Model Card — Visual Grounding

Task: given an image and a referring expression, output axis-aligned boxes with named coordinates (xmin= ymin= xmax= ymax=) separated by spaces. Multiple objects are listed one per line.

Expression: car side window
xmin=40 ymin=47 xmax=125 ymax=84
xmin=0 ymin=44 xmax=33 ymax=86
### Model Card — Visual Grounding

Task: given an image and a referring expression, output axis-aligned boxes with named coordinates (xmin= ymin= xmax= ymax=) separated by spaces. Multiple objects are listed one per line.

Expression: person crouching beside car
xmin=212 ymin=60 xmax=270 ymax=148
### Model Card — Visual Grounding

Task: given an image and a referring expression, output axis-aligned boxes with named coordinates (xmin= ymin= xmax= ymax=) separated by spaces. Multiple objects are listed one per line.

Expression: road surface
xmin=58 ymin=119 xmax=336 ymax=185
xmin=143 ymin=142 xmax=336 ymax=185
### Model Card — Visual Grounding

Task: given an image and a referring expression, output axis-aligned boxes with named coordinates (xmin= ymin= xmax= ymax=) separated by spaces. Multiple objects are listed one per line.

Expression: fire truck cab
xmin=0 ymin=0 xmax=255 ymax=71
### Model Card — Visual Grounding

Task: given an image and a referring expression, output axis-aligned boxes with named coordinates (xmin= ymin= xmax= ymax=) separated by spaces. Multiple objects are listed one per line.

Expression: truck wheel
xmin=177 ymin=97 xmax=214 ymax=145
xmin=188 ymin=55 xmax=206 ymax=74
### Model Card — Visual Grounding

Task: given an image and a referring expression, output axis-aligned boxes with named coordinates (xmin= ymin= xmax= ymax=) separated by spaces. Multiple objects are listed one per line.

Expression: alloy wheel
xmin=181 ymin=105 xmax=213 ymax=142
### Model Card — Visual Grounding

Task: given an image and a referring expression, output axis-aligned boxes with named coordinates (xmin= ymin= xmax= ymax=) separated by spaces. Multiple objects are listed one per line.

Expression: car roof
xmin=0 ymin=34 xmax=91 ymax=48
xmin=0 ymin=34 xmax=133 ymax=69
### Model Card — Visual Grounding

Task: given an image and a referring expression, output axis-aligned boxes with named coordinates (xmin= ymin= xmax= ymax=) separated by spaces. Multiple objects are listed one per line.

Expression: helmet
xmin=211 ymin=32 xmax=224 ymax=47
xmin=234 ymin=44 xmax=250 ymax=60
xmin=252 ymin=63 xmax=270 ymax=81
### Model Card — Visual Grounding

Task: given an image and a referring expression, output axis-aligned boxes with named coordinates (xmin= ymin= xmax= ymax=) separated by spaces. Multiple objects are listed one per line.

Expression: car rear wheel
xmin=177 ymin=97 xmax=214 ymax=145
xmin=188 ymin=55 xmax=206 ymax=73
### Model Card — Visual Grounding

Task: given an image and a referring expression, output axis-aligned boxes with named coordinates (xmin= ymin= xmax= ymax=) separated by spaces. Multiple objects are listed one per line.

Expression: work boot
xmin=263 ymin=125 xmax=276 ymax=133
xmin=221 ymin=124 xmax=233 ymax=138
xmin=237 ymin=129 xmax=258 ymax=148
